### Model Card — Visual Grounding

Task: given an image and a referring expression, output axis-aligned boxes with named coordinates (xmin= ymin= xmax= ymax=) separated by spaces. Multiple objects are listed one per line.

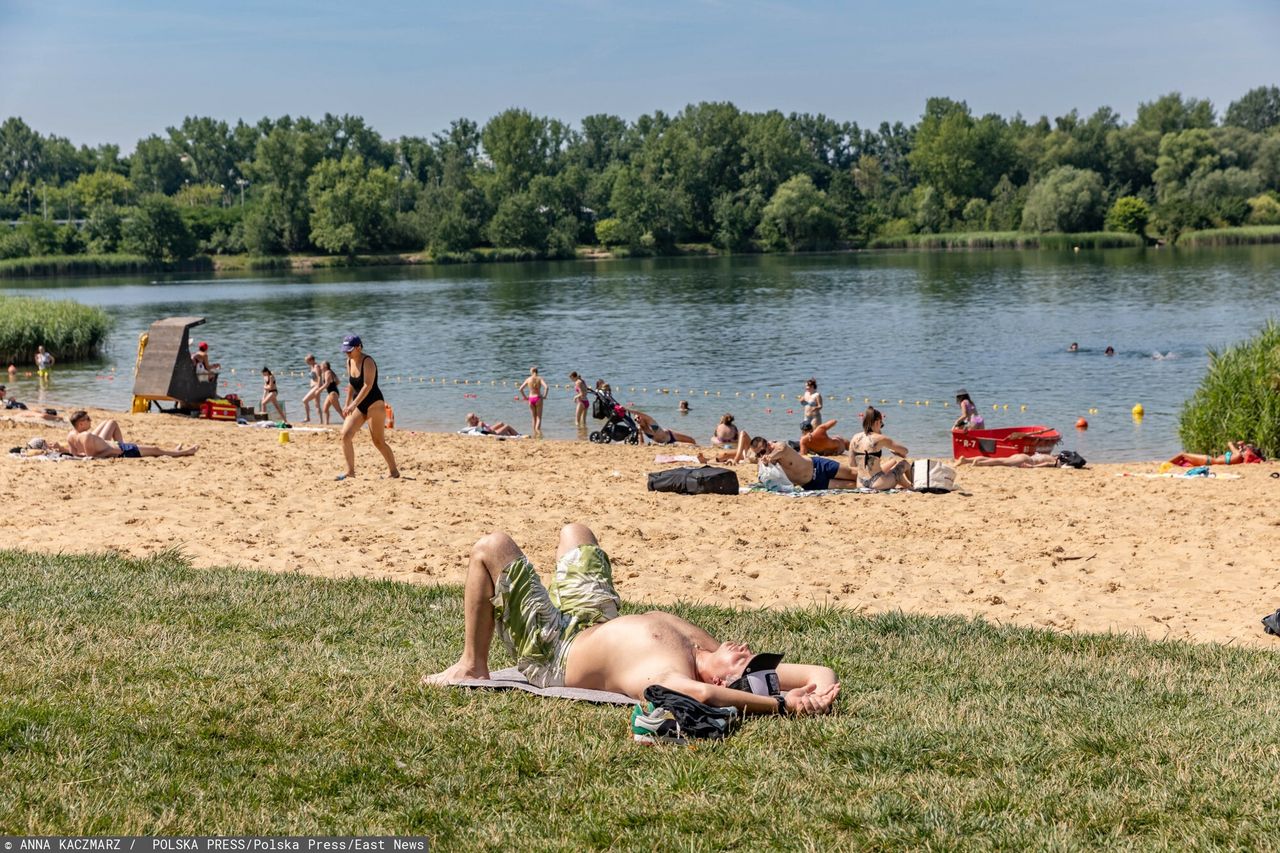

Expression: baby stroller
xmin=588 ymin=388 xmax=640 ymax=444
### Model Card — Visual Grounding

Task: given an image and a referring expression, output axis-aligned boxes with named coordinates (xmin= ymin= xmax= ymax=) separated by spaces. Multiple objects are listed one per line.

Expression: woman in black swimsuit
xmin=338 ymin=334 xmax=399 ymax=479
xmin=261 ymin=367 xmax=287 ymax=422
xmin=320 ymin=361 xmax=343 ymax=425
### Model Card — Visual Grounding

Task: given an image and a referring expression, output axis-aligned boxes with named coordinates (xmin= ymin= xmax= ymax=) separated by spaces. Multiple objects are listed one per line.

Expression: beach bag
xmin=647 ymin=465 xmax=739 ymax=496
xmin=1057 ymin=450 xmax=1087 ymax=469
xmin=592 ymin=396 xmax=610 ymax=420
xmin=912 ymin=459 xmax=956 ymax=493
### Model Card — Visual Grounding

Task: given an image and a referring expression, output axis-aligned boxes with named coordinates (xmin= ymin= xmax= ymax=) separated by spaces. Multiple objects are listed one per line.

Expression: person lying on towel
xmin=423 ymin=523 xmax=840 ymax=717
xmin=54 ymin=410 xmax=198 ymax=459
xmin=748 ymin=435 xmax=865 ymax=491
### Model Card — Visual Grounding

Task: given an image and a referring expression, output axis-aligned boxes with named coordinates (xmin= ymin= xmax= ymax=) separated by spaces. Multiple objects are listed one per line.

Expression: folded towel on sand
xmin=654 ymin=453 xmax=699 ymax=464
xmin=452 ymin=667 xmax=633 ymax=705
xmin=8 ymin=450 xmax=86 ymax=462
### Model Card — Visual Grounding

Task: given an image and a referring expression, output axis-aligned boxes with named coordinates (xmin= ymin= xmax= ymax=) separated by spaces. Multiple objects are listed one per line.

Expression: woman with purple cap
xmin=338 ymin=334 xmax=399 ymax=480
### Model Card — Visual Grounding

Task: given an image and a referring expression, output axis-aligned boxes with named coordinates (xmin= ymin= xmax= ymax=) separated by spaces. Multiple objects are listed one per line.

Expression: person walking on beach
xmin=519 ymin=366 xmax=549 ymax=437
xmin=319 ymin=361 xmax=343 ymax=424
xmin=261 ymin=367 xmax=287 ymax=422
xmin=34 ymin=346 xmax=54 ymax=384
xmin=800 ymin=378 xmax=823 ymax=430
xmin=339 ymin=334 xmax=399 ymax=480
xmin=570 ymin=371 xmax=589 ymax=429
xmin=300 ymin=353 xmax=324 ymax=422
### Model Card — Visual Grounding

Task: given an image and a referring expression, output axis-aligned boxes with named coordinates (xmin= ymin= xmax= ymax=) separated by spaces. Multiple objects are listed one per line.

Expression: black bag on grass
xmin=647 ymin=465 xmax=739 ymax=495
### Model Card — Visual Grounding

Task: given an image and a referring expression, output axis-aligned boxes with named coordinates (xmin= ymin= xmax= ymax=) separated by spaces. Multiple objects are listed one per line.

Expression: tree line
xmin=2 ymin=86 xmax=1279 ymax=263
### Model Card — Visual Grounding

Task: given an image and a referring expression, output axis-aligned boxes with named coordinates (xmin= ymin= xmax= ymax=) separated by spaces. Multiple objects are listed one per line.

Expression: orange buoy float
xmin=1075 ymin=417 xmax=1088 ymax=430
xmin=385 ymin=404 xmax=395 ymax=428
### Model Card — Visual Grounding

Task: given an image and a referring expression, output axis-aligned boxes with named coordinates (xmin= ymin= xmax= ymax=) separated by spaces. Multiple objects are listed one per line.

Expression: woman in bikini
xmin=801 ymin=378 xmax=823 ymax=430
xmin=570 ymin=371 xmax=589 ymax=429
xmin=339 ymin=334 xmax=399 ymax=480
xmin=260 ymin=367 xmax=287 ymax=421
xmin=300 ymin=353 xmax=324 ymax=422
xmin=631 ymin=410 xmax=695 ymax=445
xmin=712 ymin=413 xmax=740 ymax=447
xmin=1166 ymin=441 xmax=1265 ymax=467
xmin=320 ymin=361 xmax=343 ymax=424
xmin=848 ymin=406 xmax=913 ymax=491
xmin=952 ymin=389 xmax=985 ymax=431
xmin=519 ymin=366 xmax=549 ymax=436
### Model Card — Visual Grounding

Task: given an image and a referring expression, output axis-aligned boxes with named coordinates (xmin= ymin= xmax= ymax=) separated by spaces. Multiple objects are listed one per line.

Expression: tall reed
xmin=868 ymin=231 xmax=1144 ymax=250
xmin=0 ymin=295 xmax=113 ymax=363
xmin=1178 ymin=320 xmax=1280 ymax=458
xmin=0 ymin=254 xmax=214 ymax=278
xmin=1176 ymin=226 xmax=1280 ymax=247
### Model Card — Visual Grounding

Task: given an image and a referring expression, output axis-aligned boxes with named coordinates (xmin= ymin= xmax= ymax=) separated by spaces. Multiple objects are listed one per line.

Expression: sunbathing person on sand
xmin=423 ymin=523 xmax=840 ymax=717
xmin=799 ymin=419 xmax=849 ymax=456
xmin=747 ymin=436 xmax=865 ymax=490
xmin=848 ymin=407 xmax=913 ymax=491
xmin=1166 ymin=441 xmax=1265 ymax=467
xmin=631 ymin=410 xmax=695 ymax=445
xmin=698 ymin=424 xmax=757 ymax=465
xmin=958 ymin=452 xmax=1061 ymax=468
xmin=464 ymin=412 xmax=519 ymax=436
xmin=55 ymin=411 xmax=197 ymax=459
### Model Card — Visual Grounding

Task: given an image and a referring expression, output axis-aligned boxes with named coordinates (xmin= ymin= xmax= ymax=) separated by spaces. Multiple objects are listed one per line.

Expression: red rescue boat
xmin=951 ymin=425 xmax=1062 ymax=459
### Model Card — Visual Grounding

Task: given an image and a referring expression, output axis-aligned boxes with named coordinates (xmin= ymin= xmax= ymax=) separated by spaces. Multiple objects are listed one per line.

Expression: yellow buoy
xmin=1131 ymin=403 xmax=1144 ymax=416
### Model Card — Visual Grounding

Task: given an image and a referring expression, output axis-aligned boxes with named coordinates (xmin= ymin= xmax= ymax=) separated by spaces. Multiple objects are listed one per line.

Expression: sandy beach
xmin=3 ymin=408 xmax=1277 ymax=648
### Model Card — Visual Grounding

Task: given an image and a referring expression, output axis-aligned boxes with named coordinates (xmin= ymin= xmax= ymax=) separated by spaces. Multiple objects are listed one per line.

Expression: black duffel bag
xmin=647 ymin=465 xmax=739 ymax=495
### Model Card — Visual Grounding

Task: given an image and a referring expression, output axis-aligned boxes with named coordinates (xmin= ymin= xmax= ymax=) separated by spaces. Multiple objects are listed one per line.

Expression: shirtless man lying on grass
xmin=424 ymin=524 xmax=840 ymax=718
xmin=55 ymin=410 xmax=198 ymax=459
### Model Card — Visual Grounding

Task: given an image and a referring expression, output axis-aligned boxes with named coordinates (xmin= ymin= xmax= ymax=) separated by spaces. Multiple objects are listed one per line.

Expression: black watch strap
xmin=775 ymin=694 xmax=787 ymax=715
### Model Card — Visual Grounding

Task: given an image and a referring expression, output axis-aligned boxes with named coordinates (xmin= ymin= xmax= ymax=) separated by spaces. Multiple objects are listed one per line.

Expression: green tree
xmin=1153 ymin=129 xmax=1220 ymax=203
xmin=609 ymin=165 xmax=688 ymax=249
xmin=0 ymin=117 xmax=44 ymax=194
xmin=487 ymin=191 xmax=548 ymax=249
xmin=757 ymin=175 xmax=837 ymax=250
xmin=911 ymin=185 xmax=946 ymax=233
xmin=307 ymin=155 xmax=397 ymax=255
xmin=84 ymin=203 xmax=125 ymax=253
xmin=1246 ymin=193 xmax=1280 ymax=225
xmin=74 ymin=170 xmax=134 ymax=208
xmin=986 ymin=174 xmax=1026 ymax=230
xmin=122 ymin=194 xmax=197 ymax=261
xmin=1135 ymin=92 xmax=1215 ymax=135
xmin=1020 ymin=166 xmax=1106 ymax=232
xmin=1105 ymin=196 xmax=1150 ymax=234
xmin=129 ymin=135 xmax=186 ymax=195
xmin=248 ymin=121 xmax=324 ymax=251
xmin=481 ymin=108 xmax=568 ymax=197
xmin=908 ymin=98 xmax=1014 ymax=215
xmin=1224 ymin=86 xmax=1280 ymax=133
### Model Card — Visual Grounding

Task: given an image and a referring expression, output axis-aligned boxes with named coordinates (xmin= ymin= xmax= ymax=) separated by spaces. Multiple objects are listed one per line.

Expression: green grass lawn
xmin=3 ymin=550 xmax=1279 ymax=847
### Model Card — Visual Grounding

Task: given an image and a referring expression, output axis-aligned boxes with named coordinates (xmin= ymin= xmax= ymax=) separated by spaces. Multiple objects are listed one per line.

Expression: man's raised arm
xmin=654 ymin=672 xmax=839 ymax=717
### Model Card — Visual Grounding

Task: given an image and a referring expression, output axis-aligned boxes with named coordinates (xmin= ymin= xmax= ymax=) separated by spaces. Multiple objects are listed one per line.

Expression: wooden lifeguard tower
xmin=131 ymin=316 xmax=219 ymax=411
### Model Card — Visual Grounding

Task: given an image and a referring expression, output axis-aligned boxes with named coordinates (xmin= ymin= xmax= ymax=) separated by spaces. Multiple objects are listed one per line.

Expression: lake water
xmin=7 ymin=245 xmax=1280 ymax=461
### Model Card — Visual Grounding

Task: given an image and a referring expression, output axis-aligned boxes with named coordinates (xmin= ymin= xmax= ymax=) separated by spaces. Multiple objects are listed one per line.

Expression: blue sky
xmin=2 ymin=0 xmax=1277 ymax=150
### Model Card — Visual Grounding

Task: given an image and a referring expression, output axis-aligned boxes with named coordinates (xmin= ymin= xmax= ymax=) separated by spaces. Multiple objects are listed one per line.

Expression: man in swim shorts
xmin=748 ymin=436 xmax=863 ymax=490
xmin=424 ymin=524 xmax=840 ymax=716
xmin=56 ymin=411 xmax=199 ymax=459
